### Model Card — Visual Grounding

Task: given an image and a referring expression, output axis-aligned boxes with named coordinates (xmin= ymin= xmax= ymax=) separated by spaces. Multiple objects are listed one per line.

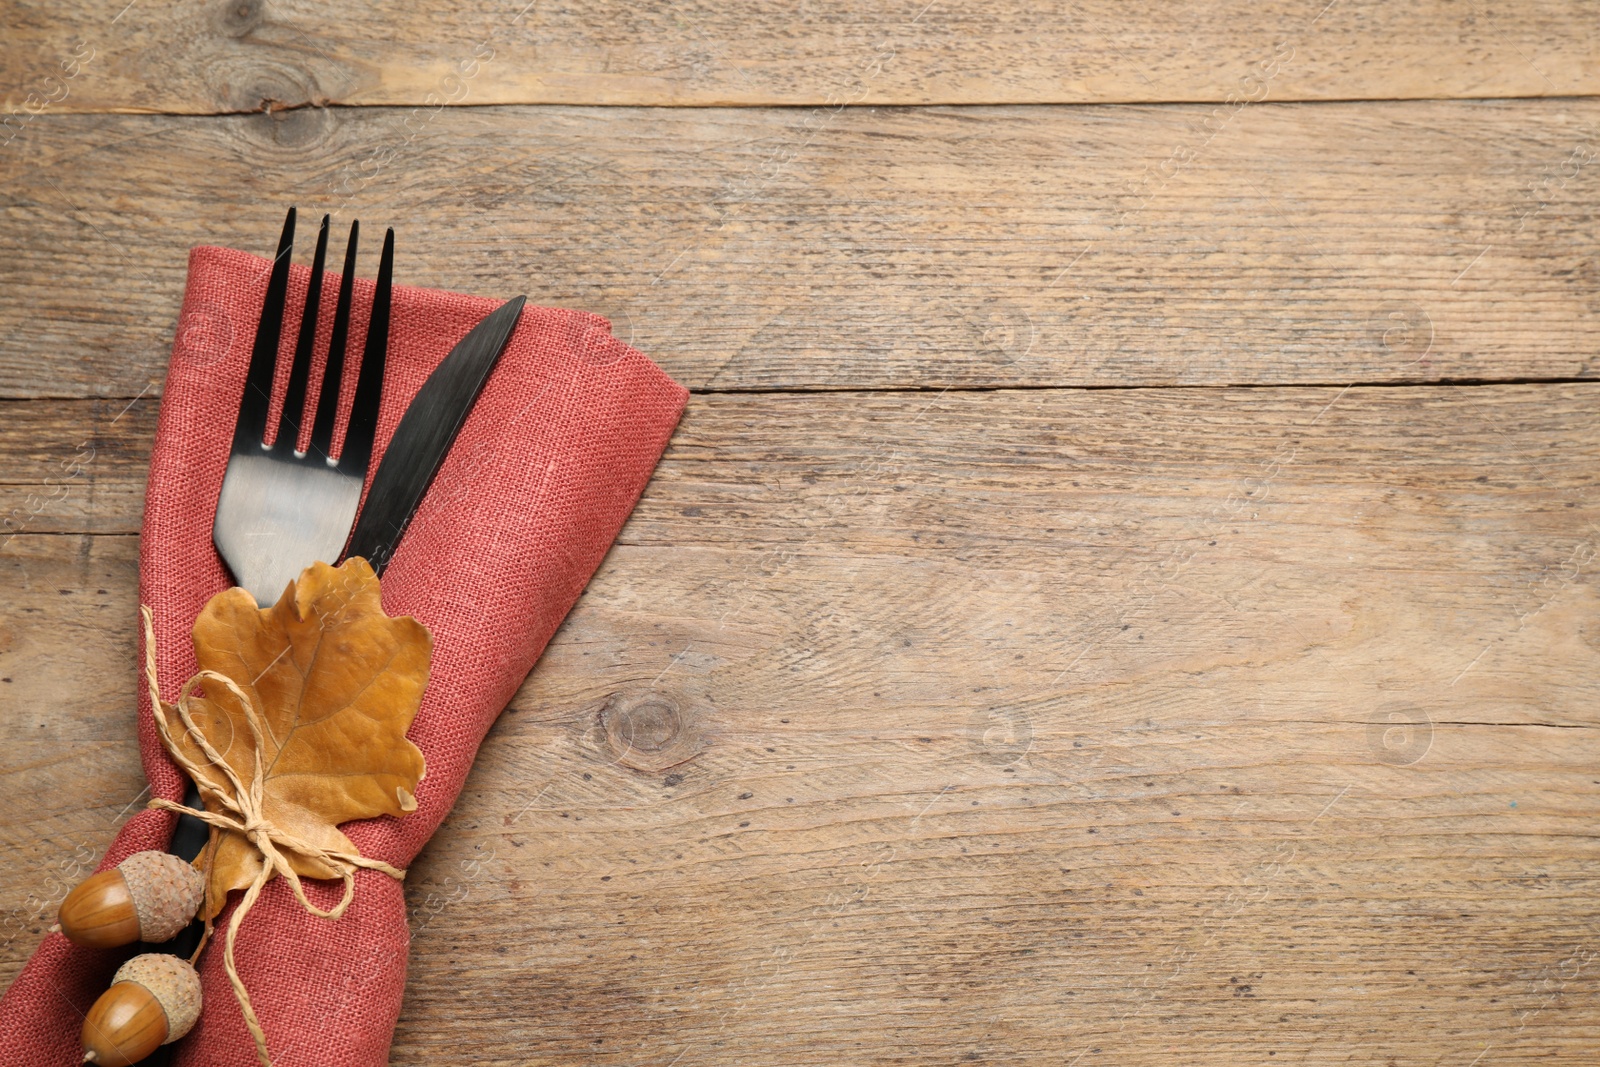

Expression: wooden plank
xmin=3 ymin=383 xmax=1599 ymax=1061
xmin=0 ymin=398 xmax=155 ymax=539
xmin=0 ymin=534 xmax=146 ymax=960
xmin=3 ymin=1 xmax=1598 ymax=115
xmin=4 ymin=99 xmax=1600 ymax=399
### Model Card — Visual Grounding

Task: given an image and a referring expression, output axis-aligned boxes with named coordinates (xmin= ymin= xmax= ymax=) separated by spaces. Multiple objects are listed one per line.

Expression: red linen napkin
xmin=0 ymin=244 xmax=688 ymax=1065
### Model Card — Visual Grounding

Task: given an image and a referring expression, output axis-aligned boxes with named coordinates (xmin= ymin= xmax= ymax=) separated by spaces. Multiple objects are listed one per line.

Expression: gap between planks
xmin=58 ymin=90 xmax=1600 ymax=119
xmin=12 ymin=377 xmax=1598 ymax=405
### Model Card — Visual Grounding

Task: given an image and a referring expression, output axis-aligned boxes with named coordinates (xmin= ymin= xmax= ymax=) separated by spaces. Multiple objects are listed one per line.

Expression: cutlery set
xmin=166 ymin=206 xmax=524 ymax=956
xmin=86 ymin=207 xmax=527 ymax=1065
xmin=216 ymin=206 xmax=525 ymax=604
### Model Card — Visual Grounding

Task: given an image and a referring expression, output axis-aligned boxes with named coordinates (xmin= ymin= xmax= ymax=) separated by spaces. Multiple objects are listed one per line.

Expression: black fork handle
xmin=154 ymin=785 xmax=208 ymax=955
xmin=138 ymin=784 xmax=206 ymax=1067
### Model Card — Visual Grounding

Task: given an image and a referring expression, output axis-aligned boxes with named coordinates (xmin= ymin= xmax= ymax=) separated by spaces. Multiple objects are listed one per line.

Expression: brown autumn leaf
xmin=165 ymin=557 xmax=430 ymax=919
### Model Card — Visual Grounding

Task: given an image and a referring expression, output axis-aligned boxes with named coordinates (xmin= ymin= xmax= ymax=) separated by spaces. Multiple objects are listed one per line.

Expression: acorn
xmin=81 ymin=953 xmax=202 ymax=1065
xmin=55 ymin=851 xmax=205 ymax=949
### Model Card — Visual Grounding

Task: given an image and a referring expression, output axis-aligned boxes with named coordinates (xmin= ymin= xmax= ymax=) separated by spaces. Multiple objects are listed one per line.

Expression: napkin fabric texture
xmin=0 ymin=245 xmax=688 ymax=1065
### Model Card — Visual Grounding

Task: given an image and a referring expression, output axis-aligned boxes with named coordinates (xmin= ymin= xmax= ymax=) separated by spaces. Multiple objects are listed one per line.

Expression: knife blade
xmin=342 ymin=295 xmax=527 ymax=573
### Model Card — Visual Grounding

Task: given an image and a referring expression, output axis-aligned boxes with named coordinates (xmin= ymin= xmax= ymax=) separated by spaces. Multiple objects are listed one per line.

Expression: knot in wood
xmin=599 ymin=689 xmax=705 ymax=774
xmin=215 ymin=0 xmax=265 ymax=38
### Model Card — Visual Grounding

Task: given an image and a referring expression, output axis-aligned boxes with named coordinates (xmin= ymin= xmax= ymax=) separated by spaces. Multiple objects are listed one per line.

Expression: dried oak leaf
xmin=169 ymin=557 xmax=430 ymax=919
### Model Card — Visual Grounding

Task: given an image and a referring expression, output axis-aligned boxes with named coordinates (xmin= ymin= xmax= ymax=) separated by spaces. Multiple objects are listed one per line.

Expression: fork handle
xmin=169 ymin=781 xmax=210 ymax=863
xmin=150 ymin=781 xmax=208 ymax=960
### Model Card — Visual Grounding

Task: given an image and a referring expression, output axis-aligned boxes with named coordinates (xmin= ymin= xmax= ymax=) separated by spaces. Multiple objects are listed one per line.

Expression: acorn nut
xmin=81 ymin=952 xmax=202 ymax=1065
xmin=56 ymin=851 xmax=205 ymax=949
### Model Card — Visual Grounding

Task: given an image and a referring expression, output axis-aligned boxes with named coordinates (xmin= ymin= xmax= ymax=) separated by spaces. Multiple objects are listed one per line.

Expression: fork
xmin=212 ymin=206 xmax=394 ymax=606
xmin=155 ymin=210 xmax=396 ymax=957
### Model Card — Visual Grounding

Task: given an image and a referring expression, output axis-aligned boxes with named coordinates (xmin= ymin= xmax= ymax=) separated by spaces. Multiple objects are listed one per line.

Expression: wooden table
xmin=4 ymin=3 xmax=1599 ymax=1063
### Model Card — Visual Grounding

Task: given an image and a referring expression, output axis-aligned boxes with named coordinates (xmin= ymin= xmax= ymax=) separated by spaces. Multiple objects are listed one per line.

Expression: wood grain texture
xmin=3 ymin=384 xmax=1598 ymax=1063
xmin=0 ymin=533 xmax=146 ymax=964
xmin=0 ymin=398 xmax=153 ymax=538
xmin=3 ymin=1 xmax=1598 ymax=114
xmin=6 ymin=5 xmax=1600 ymax=1059
xmin=4 ymin=99 xmax=1600 ymax=399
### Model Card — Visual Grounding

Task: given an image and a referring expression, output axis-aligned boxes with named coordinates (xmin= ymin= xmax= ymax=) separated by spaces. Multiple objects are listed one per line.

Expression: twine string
xmin=140 ymin=606 xmax=406 ymax=1067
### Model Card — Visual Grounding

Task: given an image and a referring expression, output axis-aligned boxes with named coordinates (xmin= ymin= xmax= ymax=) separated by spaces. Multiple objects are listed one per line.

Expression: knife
xmin=342 ymin=295 xmax=527 ymax=574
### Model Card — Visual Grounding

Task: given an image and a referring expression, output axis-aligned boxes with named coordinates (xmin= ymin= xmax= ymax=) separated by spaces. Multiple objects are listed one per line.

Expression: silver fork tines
xmin=212 ymin=207 xmax=394 ymax=606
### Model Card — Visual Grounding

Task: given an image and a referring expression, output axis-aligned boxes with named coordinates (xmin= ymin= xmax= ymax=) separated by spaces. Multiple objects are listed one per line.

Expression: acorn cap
xmin=119 ymin=850 xmax=205 ymax=943
xmin=112 ymin=953 xmax=202 ymax=1043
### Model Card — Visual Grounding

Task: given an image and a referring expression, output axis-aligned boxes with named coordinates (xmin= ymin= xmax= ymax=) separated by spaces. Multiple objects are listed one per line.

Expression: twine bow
xmin=140 ymin=607 xmax=406 ymax=1067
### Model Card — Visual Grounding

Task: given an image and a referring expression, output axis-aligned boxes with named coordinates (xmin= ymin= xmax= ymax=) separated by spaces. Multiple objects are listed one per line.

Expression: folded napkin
xmin=0 ymin=245 xmax=688 ymax=1065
